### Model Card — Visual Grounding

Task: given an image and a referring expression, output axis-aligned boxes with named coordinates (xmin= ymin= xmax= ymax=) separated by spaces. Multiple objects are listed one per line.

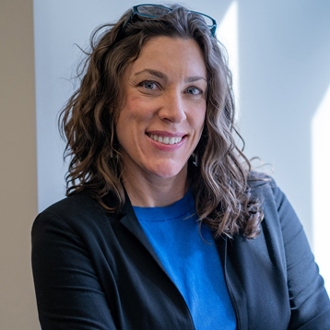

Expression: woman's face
xmin=116 ymin=36 xmax=207 ymax=182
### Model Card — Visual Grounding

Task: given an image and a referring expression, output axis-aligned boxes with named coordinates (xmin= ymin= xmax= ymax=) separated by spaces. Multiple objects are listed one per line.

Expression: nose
xmin=158 ymin=90 xmax=187 ymax=123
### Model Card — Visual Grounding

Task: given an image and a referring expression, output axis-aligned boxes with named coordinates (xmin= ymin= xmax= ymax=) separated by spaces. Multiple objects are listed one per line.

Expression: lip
xmin=146 ymin=131 xmax=186 ymax=138
xmin=146 ymin=131 xmax=186 ymax=151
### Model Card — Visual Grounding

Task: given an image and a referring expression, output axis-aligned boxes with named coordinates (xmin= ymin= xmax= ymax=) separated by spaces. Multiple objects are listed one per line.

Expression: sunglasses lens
xmin=134 ymin=5 xmax=216 ymax=36
xmin=137 ymin=5 xmax=171 ymax=17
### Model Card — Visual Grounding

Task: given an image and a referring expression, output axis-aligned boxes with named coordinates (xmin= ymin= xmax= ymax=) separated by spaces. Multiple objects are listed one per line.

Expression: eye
xmin=138 ymin=80 xmax=159 ymax=90
xmin=185 ymin=86 xmax=203 ymax=95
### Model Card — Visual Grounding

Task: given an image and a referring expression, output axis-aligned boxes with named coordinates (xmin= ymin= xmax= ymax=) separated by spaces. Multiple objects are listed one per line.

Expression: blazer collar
xmin=104 ymin=188 xmax=170 ymax=276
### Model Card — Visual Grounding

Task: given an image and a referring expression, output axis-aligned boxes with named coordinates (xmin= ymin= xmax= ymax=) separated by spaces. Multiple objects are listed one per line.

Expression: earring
xmin=191 ymin=153 xmax=198 ymax=167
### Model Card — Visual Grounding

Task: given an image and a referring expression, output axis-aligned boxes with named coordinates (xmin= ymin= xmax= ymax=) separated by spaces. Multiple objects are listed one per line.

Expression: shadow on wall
xmin=238 ymin=0 xmax=330 ymax=246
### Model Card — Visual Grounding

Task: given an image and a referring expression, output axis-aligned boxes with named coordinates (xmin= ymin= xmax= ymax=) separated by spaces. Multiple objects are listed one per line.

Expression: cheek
xmin=194 ymin=105 xmax=207 ymax=133
xmin=195 ymin=110 xmax=206 ymax=147
xmin=115 ymin=103 xmax=150 ymax=146
xmin=117 ymin=101 xmax=140 ymax=128
xmin=121 ymin=96 xmax=154 ymax=122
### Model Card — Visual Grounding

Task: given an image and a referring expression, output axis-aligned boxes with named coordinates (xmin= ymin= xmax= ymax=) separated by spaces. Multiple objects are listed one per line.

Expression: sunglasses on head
xmin=112 ymin=4 xmax=217 ymax=46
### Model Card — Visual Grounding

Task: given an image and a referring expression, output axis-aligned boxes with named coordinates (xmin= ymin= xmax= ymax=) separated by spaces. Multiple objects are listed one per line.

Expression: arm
xmin=272 ymin=183 xmax=330 ymax=329
xmin=32 ymin=210 xmax=117 ymax=330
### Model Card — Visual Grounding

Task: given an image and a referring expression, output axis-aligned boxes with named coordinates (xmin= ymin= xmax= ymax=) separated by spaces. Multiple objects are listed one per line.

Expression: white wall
xmin=34 ymin=0 xmax=330 ymax=290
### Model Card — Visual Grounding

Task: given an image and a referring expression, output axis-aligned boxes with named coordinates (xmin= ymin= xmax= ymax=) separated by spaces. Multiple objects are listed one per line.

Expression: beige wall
xmin=0 ymin=0 xmax=39 ymax=328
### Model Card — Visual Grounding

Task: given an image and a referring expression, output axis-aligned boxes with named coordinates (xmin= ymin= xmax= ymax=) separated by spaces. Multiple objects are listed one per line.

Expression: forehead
xmin=126 ymin=36 xmax=207 ymax=79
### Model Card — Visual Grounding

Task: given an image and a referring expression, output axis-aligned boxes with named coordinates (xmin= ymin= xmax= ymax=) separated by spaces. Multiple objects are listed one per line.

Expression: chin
xmin=147 ymin=163 xmax=186 ymax=180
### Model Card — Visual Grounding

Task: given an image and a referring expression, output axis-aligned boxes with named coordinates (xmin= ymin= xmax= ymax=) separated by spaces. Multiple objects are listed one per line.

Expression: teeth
xmin=149 ymin=134 xmax=183 ymax=145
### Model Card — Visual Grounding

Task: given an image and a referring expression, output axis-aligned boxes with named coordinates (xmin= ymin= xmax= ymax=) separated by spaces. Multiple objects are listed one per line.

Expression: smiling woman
xmin=31 ymin=3 xmax=330 ymax=330
xmin=116 ymin=37 xmax=207 ymax=206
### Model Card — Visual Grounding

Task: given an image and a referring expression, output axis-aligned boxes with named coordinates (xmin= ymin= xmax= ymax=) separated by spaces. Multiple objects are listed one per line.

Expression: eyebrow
xmin=134 ymin=69 xmax=167 ymax=80
xmin=134 ymin=69 xmax=207 ymax=83
xmin=185 ymin=76 xmax=207 ymax=83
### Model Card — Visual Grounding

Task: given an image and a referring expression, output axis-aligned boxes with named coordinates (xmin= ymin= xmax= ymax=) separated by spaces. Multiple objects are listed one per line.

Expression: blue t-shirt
xmin=133 ymin=189 xmax=236 ymax=330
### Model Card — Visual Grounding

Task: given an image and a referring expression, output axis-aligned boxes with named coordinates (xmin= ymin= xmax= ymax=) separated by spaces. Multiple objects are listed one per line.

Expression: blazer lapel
xmin=103 ymin=189 xmax=176 ymax=276
xmin=119 ymin=197 xmax=170 ymax=276
xmin=216 ymin=235 xmax=248 ymax=330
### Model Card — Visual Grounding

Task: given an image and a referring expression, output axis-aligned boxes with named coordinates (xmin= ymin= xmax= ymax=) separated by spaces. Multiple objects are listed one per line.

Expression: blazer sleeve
xmin=270 ymin=181 xmax=330 ymax=329
xmin=31 ymin=209 xmax=118 ymax=330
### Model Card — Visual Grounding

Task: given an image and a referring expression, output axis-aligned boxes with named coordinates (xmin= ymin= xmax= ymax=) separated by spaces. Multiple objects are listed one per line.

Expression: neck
xmin=121 ymin=167 xmax=189 ymax=207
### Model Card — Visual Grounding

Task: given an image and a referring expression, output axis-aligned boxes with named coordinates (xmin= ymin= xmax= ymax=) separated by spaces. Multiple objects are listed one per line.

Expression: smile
xmin=147 ymin=133 xmax=183 ymax=145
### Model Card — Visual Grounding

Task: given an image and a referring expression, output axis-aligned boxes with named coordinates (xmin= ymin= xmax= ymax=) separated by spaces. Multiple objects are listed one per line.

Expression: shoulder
xmin=35 ymin=191 xmax=102 ymax=222
xmin=247 ymin=171 xmax=277 ymax=198
xmin=246 ymin=171 xmax=303 ymax=241
xmin=247 ymin=171 xmax=287 ymax=215
xmin=31 ymin=191 xmax=121 ymax=239
xmin=246 ymin=172 xmax=305 ymax=254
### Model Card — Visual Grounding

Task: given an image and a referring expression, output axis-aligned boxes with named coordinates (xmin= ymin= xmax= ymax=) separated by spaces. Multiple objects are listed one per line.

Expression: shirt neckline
xmin=133 ymin=189 xmax=195 ymax=222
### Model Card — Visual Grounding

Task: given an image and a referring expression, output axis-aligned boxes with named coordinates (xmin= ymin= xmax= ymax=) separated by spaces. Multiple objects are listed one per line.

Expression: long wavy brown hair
xmin=59 ymin=4 xmax=264 ymax=239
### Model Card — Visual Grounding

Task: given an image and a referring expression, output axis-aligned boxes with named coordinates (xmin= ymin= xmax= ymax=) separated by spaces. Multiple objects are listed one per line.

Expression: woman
xmin=31 ymin=4 xmax=330 ymax=329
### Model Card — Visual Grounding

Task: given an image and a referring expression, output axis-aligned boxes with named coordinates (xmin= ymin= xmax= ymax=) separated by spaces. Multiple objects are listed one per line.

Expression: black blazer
xmin=32 ymin=178 xmax=330 ymax=329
